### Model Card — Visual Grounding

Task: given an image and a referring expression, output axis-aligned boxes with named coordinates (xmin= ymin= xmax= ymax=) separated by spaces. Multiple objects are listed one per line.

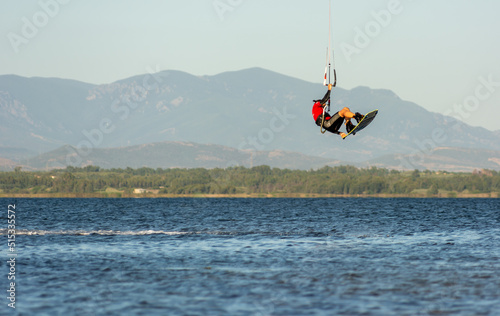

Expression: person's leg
xmin=338 ymin=107 xmax=355 ymax=120
xmin=323 ymin=112 xmax=343 ymax=130
xmin=339 ymin=107 xmax=364 ymax=129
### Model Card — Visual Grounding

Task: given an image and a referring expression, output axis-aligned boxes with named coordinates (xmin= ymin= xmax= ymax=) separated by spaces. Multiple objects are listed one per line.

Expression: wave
xmin=0 ymin=229 xmax=191 ymax=236
xmin=0 ymin=229 xmax=333 ymax=237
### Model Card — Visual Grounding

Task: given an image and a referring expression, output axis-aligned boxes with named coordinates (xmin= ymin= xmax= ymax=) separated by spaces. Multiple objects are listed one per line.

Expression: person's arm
xmin=320 ymin=84 xmax=333 ymax=105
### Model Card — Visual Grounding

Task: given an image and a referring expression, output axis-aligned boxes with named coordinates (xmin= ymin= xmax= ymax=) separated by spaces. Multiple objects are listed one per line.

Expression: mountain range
xmin=1 ymin=68 xmax=500 ymax=171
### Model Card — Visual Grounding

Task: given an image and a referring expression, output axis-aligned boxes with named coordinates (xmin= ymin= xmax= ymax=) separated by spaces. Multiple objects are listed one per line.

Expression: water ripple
xmin=4 ymin=198 xmax=500 ymax=315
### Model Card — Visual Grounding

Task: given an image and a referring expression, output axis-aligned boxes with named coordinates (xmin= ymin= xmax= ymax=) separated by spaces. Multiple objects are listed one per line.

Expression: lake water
xmin=1 ymin=198 xmax=500 ymax=315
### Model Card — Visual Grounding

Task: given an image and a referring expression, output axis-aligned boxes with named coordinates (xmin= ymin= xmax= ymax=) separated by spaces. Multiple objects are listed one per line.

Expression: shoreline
xmin=1 ymin=193 xmax=498 ymax=199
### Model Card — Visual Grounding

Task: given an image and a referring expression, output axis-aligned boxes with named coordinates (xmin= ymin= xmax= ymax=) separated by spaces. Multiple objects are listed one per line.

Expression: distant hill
xmin=18 ymin=141 xmax=344 ymax=171
xmin=0 ymin=157 xmax=17 ymax=170
xmin=11 ymin=141 xmax=500 ymax=172
xmin=2 ymin=68 xmax=500 ymax=171
xmin=0 ymin=147 xmax=36 ymax=161
xmin=365 ymin=147 xmax=500 ymax=172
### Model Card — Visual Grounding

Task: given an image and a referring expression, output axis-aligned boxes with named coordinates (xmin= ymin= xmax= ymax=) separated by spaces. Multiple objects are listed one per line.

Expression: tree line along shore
xmin=1 ymin=165 xmax=499 ymax=198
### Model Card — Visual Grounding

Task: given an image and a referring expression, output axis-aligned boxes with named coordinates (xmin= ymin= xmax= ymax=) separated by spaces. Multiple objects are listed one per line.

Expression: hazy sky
xmin=1 ymin=0 xmax=499 ymax=130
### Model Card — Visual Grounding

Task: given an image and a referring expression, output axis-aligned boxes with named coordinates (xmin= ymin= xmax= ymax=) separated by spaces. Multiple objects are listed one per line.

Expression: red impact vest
xmin=312 ymin=102 xmax=330 ymax=122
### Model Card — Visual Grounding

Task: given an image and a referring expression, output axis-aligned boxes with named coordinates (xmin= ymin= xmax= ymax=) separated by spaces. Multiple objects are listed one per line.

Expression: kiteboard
xmin=342 ymin=109 xmax=378 ymax=139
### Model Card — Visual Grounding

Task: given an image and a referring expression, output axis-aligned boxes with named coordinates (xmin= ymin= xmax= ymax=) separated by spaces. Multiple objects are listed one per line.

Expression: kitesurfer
xmin=312 ymin=84 xmax=363 ymax=138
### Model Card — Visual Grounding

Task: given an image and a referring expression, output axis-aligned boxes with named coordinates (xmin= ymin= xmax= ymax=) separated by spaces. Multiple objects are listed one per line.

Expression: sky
xmin=1 ymin=0 xmax=499 ymax=131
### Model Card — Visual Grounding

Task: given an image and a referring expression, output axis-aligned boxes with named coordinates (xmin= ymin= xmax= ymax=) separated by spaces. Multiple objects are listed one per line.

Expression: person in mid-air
xmin=312 ymin=84 xmax=363 ymax=138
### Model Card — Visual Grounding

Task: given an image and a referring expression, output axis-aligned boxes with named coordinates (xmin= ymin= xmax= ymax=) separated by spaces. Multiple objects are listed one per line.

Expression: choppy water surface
xmin=2 ymin=198 xmax=500 ymax=315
